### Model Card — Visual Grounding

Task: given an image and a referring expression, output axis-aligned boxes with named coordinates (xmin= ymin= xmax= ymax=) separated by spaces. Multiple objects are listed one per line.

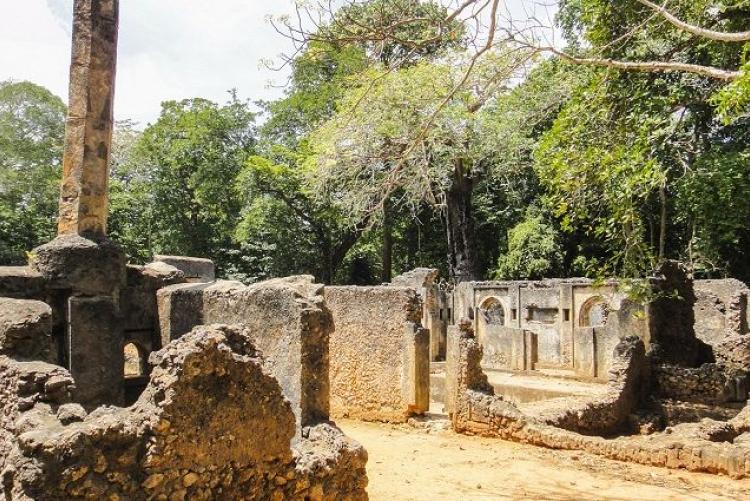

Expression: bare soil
xmin=338 ymin=419 xmax=750 ymax=501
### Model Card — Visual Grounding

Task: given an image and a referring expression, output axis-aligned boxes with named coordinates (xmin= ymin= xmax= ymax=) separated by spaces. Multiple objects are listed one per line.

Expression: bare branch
xmin=542 ymin=45 xmax=742 ymax=81
xmin=636 ymin=0 xmax=750 ymax=43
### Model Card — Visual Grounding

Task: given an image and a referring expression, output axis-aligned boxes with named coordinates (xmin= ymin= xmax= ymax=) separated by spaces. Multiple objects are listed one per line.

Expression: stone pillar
xmin=29 ymin=0 xmax=124 ymax=409
xmin=58 ymin=0 xmax=119 ymax=237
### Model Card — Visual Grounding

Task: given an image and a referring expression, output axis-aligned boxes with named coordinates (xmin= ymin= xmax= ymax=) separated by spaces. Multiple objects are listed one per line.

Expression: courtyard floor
xmin=338 ymin=419 xmax=750 ymax=501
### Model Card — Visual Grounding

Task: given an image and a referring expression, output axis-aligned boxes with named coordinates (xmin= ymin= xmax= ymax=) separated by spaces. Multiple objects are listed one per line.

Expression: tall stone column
xmin=33 ymin=0 xmax=125 ymax=409
xmin=58 ymin=0 xmax=119 ymax=237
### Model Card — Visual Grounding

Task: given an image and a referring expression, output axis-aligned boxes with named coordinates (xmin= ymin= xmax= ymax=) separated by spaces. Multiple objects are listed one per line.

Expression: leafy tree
xmin=535 ymin=0 xmax=750 ymax=277
xmin=236 ymin=148 xmax=369 ymax=283
xmin=114 ymin=95 xmax=256 ymax=271
xmin=675 ymin=147 xmax=750 ymax=278
xmin=0 ymin=80 xmax=65 ymax=264
xmin=306 ymin=49 xmax=587 ymax=281
xmin=495 ymin=211 xmax=565 ymax=280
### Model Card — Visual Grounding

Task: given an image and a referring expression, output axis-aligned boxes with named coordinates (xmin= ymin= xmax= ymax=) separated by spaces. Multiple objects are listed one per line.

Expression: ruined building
xmin=2 ymin=1 xmax=750 ymax=498
xmin=0 ymin=2 xmax=369 ymax=498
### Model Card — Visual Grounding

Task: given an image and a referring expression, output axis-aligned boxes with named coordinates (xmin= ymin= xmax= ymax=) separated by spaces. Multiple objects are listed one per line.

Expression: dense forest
xmin=1 ymin=0 xmax=749 ymax=285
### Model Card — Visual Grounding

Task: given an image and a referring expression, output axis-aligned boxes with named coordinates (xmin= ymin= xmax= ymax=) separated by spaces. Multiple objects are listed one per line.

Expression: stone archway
xmin=124 ymin=342 xmax=147 ymax=377
xmin=579 ymin=296 xmax=609 ymax=328
xmin=478 ymin=297 xmax=507 ymax=327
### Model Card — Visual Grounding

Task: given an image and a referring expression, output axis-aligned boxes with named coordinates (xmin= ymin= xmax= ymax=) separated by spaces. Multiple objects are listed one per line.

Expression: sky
xmin=0 ymin=0 xmax=297 ymax=126
xmin=0 ymin=1 xmax=558 ymax=126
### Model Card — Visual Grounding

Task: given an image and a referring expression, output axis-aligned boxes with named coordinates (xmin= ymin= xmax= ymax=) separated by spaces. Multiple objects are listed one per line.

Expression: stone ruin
xmin=410 ymin=263 xmax=750 ymax=478
xmin=3 ymin=1 xmax=750 ymax=497
xmin=1 ymin=1 xmax=371 ymax=498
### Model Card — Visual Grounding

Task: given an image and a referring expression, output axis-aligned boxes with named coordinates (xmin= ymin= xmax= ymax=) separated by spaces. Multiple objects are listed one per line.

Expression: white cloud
xmin=1 ymin=0 xmax=296 ymax=126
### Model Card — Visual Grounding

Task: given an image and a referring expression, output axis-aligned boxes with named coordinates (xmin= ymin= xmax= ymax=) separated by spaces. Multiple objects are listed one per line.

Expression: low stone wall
xmin=445 ymin=324 xmax=750 ymax=478
xmin=655 ymin=364 xmax=748 ymax=405
xmin=0 ymin=325 xmax=367 ymax=500
xmin=324 ymin=286 xmax=429 ymax=423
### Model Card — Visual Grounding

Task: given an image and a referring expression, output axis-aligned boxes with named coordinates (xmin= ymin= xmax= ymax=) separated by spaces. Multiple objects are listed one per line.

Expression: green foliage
xmin=307 ymin=49 xmax=531 ymax=219
xmin=495 ymin=212 xmax=565 ymax=280
xmin=535 ymin=73 xmax=668 ymax=276
xmin=543 ymin=0 xmax=750 ymax=278
xmin=676 ymin=148 xmax=750 ymax=277
xmin=713 ymin=57 xmax=750 ymax=122
xmin=261 ymin=42 xmax=368 ymax=147
xmin=109 ymin=95 xmax=256 ymax=270
xmin=0 ymin=80 xmax=65 ymax=264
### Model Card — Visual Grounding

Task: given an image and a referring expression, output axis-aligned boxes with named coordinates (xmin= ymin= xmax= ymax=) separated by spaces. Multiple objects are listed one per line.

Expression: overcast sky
xmin=1 ymin=1 xmax=558 ymax=127
xmin=0 ymin=0 xmax=297 ymax=126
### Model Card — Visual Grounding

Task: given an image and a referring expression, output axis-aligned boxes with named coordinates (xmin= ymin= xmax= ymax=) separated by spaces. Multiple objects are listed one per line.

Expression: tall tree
xmin=306 ymin=50 xmax=531 ymax=281
xmin=0 ymin=81 xmax=65 ymax=264
xmin=116 ymin=95 xmax=256 ymax=271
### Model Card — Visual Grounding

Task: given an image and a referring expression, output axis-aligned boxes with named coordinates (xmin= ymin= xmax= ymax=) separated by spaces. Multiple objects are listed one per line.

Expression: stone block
xmin=0 ymin=267 xmax=46 ymax=300
xmin=31 ymin=235 xmax=125 ymax=295
xmin=0 ymin=298 xmax=55 ymax=361
xmin=202 ymin=278 xmax=331 ymax=429
xmin=67 ymin=295 xmax=123 ymax=408
xmin=154 ymin=255 xmax=215 ymax=283
xmin=156 ymin=282 xmax=210 ymax=346
xmin=156 ymin=277 xmax=332 ymax=431
xmin=122 ymin=263 xmax=185 ymax=334
xmin=324 ymin=286 xmax=428 ymax=422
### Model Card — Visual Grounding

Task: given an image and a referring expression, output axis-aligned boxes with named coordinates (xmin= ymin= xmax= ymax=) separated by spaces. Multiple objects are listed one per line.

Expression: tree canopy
xmin=3 ymin=0 xmax=750 ymax=285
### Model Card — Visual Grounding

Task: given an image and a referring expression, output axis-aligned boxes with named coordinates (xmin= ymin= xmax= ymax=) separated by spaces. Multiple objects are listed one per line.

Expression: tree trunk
xmin=381 ymin=200 xmax=392 ymax=283
xmin=445 ymin=159 xmax=480 ymax=283
xmin=658 ymin=183 xmax=667 ymax=262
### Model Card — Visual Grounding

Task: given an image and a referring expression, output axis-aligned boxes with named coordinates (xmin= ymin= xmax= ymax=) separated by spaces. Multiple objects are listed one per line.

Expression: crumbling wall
xmin=392 ymin=268 xmax=447 ymax=361
xmin=445 ymin=323 xmax=750 ymax=478
xmin=694 ymin=279 xmax=749 ymax=344
xmin=655 ymin=364 xmax=748 ymax=405
xmin=158 ymin=276 xmax=331 ymax=430
xmin=0 ymin=325 xmax=367 ymax=500
xmin=647 ymin=261 xmax=704 ymax=366
xmin=324 ymin=286 xmax=429 ymax=422
xmin=542 ymin=336 xmax=647 ymax=435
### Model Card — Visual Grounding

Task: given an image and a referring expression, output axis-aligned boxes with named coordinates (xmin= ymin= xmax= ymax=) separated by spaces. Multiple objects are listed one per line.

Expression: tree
xmin=261 ymin=1 xmax=467 ymax=282
xmin=306 ymin=50 xmax=532 ymax=281
xmin=495 ymin=211 xmax=565 ymax=280
xmin=533 ymin=0 xmax=750 ymax=277
xmin=0 ymin=80 xmax=65 ymax=264
xmin=236 ymin=148 xmax=371 ymax=283
xmin=116 ymin=95 xmax=256 ymax=271
xmin=280 ymin=0 xmax=749 ymax=92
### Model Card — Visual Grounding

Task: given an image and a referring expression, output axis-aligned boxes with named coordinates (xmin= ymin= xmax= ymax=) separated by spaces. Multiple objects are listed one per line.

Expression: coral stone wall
xmin=324 ymin=286 xmax=429 ymax=423
xmin=694 ymin=279 xmax=749 ymax=344
xmin=157 ymin=277 xmax=331 ymax=430
xmin=445 ymin=324 xmax=750 ymax=478
xmin=655 ymin=364 xmax=748 ymax=405
xmin=0 ymin=325 xmax=367 ymax=500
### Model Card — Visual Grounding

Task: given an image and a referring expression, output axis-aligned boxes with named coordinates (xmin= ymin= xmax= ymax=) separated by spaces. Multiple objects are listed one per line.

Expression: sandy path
xmin=339 ymin=420 xmax=750 ymax=501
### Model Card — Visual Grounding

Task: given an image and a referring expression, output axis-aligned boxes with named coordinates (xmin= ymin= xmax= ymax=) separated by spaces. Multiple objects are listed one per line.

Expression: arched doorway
xmin=124 ymin=342 xmax=147 ymax=377
xmin=579 ymin=296 xmax=609 ymax=328
xmin=479 ymin=297 xmax=507 ymax=326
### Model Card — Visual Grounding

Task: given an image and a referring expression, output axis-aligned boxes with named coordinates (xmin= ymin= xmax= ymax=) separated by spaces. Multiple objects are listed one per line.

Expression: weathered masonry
xmin=0 ymin=1 xmax=369 ymax=498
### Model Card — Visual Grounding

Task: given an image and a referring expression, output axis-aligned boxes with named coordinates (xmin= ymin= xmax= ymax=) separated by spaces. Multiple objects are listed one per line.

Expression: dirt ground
xmin=338 ymin=419 xmax=750 ymax=501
